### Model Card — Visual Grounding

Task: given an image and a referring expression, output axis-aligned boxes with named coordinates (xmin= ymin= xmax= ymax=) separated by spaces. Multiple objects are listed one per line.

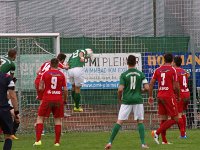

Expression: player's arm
xmin=7 ymin=80 xmax=19 ymax=121
xmin=118 ymin=74 xmax=125 ymax=104
xmin=79 ymin=51 xmax=85 ymax=62
xmin=173 ymin=68 xmax=180 ymax=101
xmin=149 ymin=78 xmax=156 ymax=97
xmin=118 ymin=85 xmax=124 ymax=105
xmin=148 ymin=78 xmax=156 ymax=105
xmin=10 ymin=62 xmax=16 ymax=78
xmin=39 ymin=79 xmax=45 ymax=91
xmin=62 ymin=75 xmax=68 ymax=104
xmin=174 ymin=81 xmax=180 ymax=101
xmin=63 ymin=87 xmax=68 ymax=104
xmin=141 ymin=75 xmax=149 ymax=93
xmin=36 ymin=67 xmax=41 ymax=75
xmin=63 ymin=63 xmax=69 ymax=70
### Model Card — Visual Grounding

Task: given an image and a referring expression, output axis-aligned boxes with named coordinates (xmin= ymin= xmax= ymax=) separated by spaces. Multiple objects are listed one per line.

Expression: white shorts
xmin=118 ymin=104 xmax=144 ymax=120
xmin=68 ymin=67 xmax=85 ymax=87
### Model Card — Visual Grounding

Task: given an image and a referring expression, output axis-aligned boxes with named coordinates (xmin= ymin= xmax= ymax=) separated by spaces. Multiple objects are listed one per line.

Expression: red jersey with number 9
xmin=36 ymin=61 xmax=65 ymax=80
xmin=152 ymin=65 xmax=178 ymax=96
xmin=41 ymin=69 xmax=66 ymax=101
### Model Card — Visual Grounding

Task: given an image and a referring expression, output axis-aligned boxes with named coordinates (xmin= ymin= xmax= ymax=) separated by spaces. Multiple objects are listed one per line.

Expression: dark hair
xmin=174 ymin=56 xmax=182 ymax=67
xmin=127 ymin=55 xmax=136 ymax=66
xmin=164 ymin=53 xmax=173 ymax=63
xmin=8 ymin=49 xmax=17 ymax=58
xmin=50 ymin=58 xmax=59 ymax=68
xmin=57 ymin=53 xmax=66 ymax=62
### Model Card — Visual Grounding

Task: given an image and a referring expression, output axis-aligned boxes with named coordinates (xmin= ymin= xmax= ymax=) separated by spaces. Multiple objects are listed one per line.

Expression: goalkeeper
xmin=68 ymin=48 xmax=93 ymax=112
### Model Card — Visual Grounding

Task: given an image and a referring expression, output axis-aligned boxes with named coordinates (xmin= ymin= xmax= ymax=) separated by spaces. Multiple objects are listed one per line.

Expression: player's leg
xmin=153 ymin=96 xmax=179 ymax=144
xmin=74 ymin=86 xmax=83 ymax=111
xmin=73 ymin=67 xmax=84 ymax=112
xmin=177 ymin=99 xmax=185 ymax=138
xmin=34 ymin=116 xmax=44 ymax=145
xmin=9 ymin=108 xmax=19 ymax=140
xmin=3 ymin=135 xmax=12 ymax=150
xmin=54 ymin=118 xmax=62 ymax=146
xmin=71 ymin=84 xmax=75 ymax=101
xmin=7 ymin=95 xmax=20 ymax=139
xmin=133 ymin=104 xmax=149 ymax=149
xmin=182 ymin=95 xmax=190 ymax=137
xmin=53 ymin=101 xmax=64 ymax=146
xmin=0 ymin=109 xmax=14 ymax=150
xmin=105 ymin=104 xmax=132 ymax=150
xmin=34 ymin=101 xmax=50 ymax=146
xmin=153 ymin=100 xmax=168 ymax=144
xmin=159 ymin=115 xmax=168 ymax=144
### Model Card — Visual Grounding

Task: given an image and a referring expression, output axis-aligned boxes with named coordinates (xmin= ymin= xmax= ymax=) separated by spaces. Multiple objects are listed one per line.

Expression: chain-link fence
xmin=0 ymin=0 xmax=199 ymax=133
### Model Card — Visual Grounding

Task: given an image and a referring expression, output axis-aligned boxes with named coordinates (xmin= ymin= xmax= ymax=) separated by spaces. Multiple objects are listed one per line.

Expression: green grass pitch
xmin=1 ymin=130 xmax=199 ymax=150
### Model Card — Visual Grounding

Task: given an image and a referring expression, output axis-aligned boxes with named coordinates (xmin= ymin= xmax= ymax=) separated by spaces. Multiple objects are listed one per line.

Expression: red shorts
xmin=38 ymin=101 xmax=64 ymax=118
xmin=177 ymin=92 xmax=190 ymax=113
xmin=34 ymin=78 xmax=43 ymax=101
xmin=157 ymin=94 xmax=178 ymax=117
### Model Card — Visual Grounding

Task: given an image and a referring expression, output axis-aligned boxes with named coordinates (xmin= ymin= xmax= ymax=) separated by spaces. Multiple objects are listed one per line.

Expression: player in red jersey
xmin=173 ymin=56 xmax=190 ymax=138
xmin=148 ymin=53 xmax=184 ymax=144
xmin=33 ymin=58 xmax=68 ymax=146
xmin=34 ymin=53 xmax=68 ymax=101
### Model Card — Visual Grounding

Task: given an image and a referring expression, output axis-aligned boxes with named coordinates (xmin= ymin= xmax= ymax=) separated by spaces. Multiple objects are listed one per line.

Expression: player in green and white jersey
xmin=0 ymin=49 xmax=17 ymax=78
xmin=105 ymin=55 xmax=149 ymax=149
xmin=68 ymin=48 xmax=93 ymax=112
xmin=0 ymin=49 xmax=19 ymax=140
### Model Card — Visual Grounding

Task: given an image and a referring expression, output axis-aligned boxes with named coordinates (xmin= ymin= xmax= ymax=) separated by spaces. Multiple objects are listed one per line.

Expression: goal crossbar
xmin=0 ymin=33 xmax=60 ymax=55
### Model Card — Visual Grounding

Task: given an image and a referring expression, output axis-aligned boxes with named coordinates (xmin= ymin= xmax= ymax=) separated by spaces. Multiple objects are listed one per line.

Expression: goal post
xmin=0 ymin=33 xmax=60 ymax=55
xmin=0 ymin=33 xmax=60 ymax=133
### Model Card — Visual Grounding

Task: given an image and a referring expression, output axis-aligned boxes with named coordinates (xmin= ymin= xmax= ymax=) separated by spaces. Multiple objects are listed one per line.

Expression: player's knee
xmin=4 ymin=134 xmax=12 ymax=140
xmin=116 ymin=120 xmax=123 ymax=125
xmin=137 ymin=120 xmax=143 ymax=124
xmin=54 ymin=118 xmax=62 ymax=125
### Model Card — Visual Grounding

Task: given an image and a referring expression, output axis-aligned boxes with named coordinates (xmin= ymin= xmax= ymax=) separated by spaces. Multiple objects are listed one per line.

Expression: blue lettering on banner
xmin=143 ymin=52 xmax=200 ymax=87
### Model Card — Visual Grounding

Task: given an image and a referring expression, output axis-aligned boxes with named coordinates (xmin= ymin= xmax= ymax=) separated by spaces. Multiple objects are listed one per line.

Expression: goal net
xmin=0 ymin=33 xmax=60 ymax=133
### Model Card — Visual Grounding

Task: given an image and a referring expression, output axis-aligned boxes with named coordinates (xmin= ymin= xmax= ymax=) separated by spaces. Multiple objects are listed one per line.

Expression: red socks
xmin=55 ymin=125 xmax=61 ymax=144
xmin=156 ymin=119 xmax=176 ymax=135
xmin=178 ymin=118 xmax=185 ymax=136
xmin=182 ymin=115 xmax=186 ymax=133
xmin=160 ymin=120 xmax=167 ymax=143
xmin=36 ymin=123 xmax=43 ymax=142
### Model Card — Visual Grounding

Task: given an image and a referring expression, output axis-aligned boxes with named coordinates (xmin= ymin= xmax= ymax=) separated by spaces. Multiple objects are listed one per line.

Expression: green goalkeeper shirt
xmin=120 ymin=68 xmax=148 ymax=105
xmin=68 ymin=49 xmax=87 ymax=69
xmin=0 ymin=56 xmax=15 ymax=74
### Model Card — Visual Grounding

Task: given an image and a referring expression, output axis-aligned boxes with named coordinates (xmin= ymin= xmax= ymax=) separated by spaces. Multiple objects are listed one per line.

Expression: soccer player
xmin=68 ymin=48 xmax=93 ymax=112
xmin=148 ymin=53 xmax=184 ymax=144
xmin=33 ymin=58 xmax=68 ymax=146
xmin=0 ymin=49 xmax=18 ymax=139
xmin=34 ymin=53 xmax=67 ymax=101
xmin=173 ymin=56 xmax=190 ymax=138
xmin=0 ymin=49 xmax=17 ymax=78
xmin=105 ymin=55 xmax=149 ymax=149
xmin=0 ymin=71 xmax=19 ymax=150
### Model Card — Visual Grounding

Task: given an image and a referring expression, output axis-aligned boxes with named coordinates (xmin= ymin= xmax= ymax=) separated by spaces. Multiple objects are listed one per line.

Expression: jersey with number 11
xmin=120 ymin=68 xmax=147 ymax=104
xmin=153 ymin=65 xmax=178 ymax=96
xmin=41 ymin=69 xmax=66 ymax=101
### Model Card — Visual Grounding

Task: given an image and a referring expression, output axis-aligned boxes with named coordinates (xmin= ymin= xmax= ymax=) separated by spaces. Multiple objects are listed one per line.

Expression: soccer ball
xmin=85 ymin=48 xmax=93 ymax=58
